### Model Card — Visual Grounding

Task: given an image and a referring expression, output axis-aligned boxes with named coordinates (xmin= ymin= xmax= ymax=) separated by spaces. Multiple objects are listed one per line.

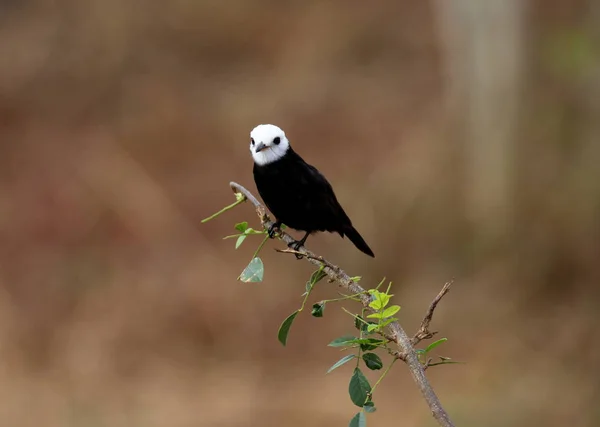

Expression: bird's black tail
xmin=343 ymin=225 xmax=375 ymax=257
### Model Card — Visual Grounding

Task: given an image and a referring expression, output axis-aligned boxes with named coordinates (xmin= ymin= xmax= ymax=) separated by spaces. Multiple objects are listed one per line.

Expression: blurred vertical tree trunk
xmin=576 ymin=0 xmax=600 ymax=229
xmin=433 ymin=0 xmax=526 ymax=238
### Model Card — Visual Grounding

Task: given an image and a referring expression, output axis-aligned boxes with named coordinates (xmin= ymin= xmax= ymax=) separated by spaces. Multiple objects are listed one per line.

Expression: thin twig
xmin=412 ymin=281 xmax=453 ymax=346
xmin=229 ymin=182 xmax=455 ymax=427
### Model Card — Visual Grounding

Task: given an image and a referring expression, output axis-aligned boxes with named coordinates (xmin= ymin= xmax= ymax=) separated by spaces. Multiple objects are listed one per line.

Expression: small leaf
xmin=235 ymin=222 xmax=248 ymax=232
xmin=349 ymin=368 xmax=371 ymax=407
xmin=328 ymin=335 xmax=358 ymax=347
xmin=309 ymin=266 xmax=327 ymax=285
xmin=368 ymin=290 xmax=391 ymax=311
xmin=311 ymin=302 xmax=325 ymax=317
xmin=362 ymin=353 xmax=383 ymax=370
xmin=355 ymin=316 xmax=378 ymax=333
xmin=368 ymin=299 xmax=383 ymax=311
xmin=354 ymin=315 xmax=366 ymax=331
xmin=235 ymin=235 xmax=247 ymax=249
xmin=328 ymin=337 xmax=384 ymax=349
xmin=366 ymin=312 xmax=384 ymax=320
xmin=327 ymin=354 xmax=356 ymax=373
xmin=277 ymin=311 xmax=299 ymax=346
xmin=425 ymin=338 xmax=448 ymax=353
xmin=349 ymin=411 xmax=366 ymax=427
xmin=381 ymin=305 xmax=400 ymax=318
xmin=380 ymin=318 xmax=396 ymax=328
xmin=378 ymin=293 xmax=391 ymax=308
xmin=239 ymin=257 xmax=264 ymax=282
xmin=366 ymin=324 xmax=379 ymax=333
xmin=363 ymin=401 xmax=376 ymax=413
xmin=360 ymin=338 xmax=385 ymax=351
xmin=350 ymin=276 xmax=362 ymax=282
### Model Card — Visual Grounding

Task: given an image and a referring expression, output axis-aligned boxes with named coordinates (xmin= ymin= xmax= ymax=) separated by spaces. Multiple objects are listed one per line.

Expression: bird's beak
xmin=255 ymin=142 xmax=267 ymax=153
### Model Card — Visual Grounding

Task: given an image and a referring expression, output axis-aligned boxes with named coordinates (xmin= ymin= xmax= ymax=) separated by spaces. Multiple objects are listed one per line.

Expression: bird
xmin=249 ymin=124 xmax=374 ymax=258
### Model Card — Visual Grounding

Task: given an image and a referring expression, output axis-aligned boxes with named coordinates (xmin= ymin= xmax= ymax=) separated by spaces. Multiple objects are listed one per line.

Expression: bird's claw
xmin=267 ymin=223 xmax=281 ymax=239
xmin=287 ymin=240 xmax=304 ymax=259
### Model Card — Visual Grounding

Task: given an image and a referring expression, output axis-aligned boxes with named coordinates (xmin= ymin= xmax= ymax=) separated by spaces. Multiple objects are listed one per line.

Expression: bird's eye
xmin=251 ymin=138 xmax=255 ymax=146
xmin=273 ymin=137 xmax=281 ymax=145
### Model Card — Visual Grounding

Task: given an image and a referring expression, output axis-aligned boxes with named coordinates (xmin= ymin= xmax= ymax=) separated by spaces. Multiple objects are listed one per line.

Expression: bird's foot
xmin=267 ymin=222 xmax=281 ymax=239
xmin=287 ymin=240 xmax=304 ymax=260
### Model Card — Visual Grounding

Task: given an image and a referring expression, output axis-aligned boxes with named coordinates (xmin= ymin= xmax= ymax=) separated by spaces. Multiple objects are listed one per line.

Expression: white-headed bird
xmin=250 ymin=124 xmax=374 ymax=257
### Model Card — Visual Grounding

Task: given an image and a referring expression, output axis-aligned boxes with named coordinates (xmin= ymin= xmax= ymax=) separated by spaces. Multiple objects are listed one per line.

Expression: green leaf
xmin=348 ymin=368 xmax=371 ymax=407
xmin=348 ymin=411 xmax=366 ymax=427
xmin=350 ymin=276 xmax=362 ymax=282
xmin=368 ymin=299 xmax=383 ymax=311
xmin=378 ymin=293 xmax=391 ymax=308
xmin=381 ymin=305 xmax=400 ymax=318
xmin=354 ymin=315 xmax=365 ymax=330
xmin=311 ymin=302 xmax=325 ymax=317
xmin=380 ymin=318 xmax=396 ymax=328
xmin=328 ymin=337 xmax=384 ymax=350
xmin=366 ymin=312 xmax=384 ymax=320
xmin=363 ymin=401 xmax=376 ymax=413
xmin=235 ymin=235 xmax=247 ymax=249
xmin=309 ymin=266 xmax=327 ymax=285
xmin=366 ymin=324 xmax=379 ymax=333
xmin=368 ymin=290 xmax=391 ymax=311
xmin=235 ymin=222 xmax=248 ymax=232
xmin=239 ymin=257 xmax=264 ymax=282
xmin=425 ymin=338 xmax=448 ymax=353
xmin=277 ymin=311 xmax=299 ymax=346
xmin=328 ymin=335 xmax=358 ymax=347
xmin=362 ymin=353 xmax=383 ymax=370
xmin=360 ymin=338 xmax=384 ymax=351
xmin=355 ymin=316 xmax=378 ymax=334
xmin=327 ymin=354 xmax=356 ymax=374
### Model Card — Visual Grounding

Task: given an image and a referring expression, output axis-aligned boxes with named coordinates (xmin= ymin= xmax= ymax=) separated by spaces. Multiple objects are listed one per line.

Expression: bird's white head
xmin=249 ymin=124 xmax=290 ymax=166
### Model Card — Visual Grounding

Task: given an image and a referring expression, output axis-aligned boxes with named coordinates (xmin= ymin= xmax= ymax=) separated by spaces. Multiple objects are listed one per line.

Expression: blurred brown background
xmin=1 ymin=0 xmax=599 ymax=426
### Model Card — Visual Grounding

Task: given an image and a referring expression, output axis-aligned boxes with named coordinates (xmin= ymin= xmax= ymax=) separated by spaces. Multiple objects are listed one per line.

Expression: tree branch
xmin=412 ymin=281 xmax=453 ymax=346
xmin=229 ymin=182 xmax=455 ymax=427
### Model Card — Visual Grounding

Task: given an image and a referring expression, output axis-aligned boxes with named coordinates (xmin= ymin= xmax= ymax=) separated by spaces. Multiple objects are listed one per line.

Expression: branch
xmin=412 ymin=281 xmax=453 ymax=346
xmin=230 ymin=182 xmax=455 ymax=427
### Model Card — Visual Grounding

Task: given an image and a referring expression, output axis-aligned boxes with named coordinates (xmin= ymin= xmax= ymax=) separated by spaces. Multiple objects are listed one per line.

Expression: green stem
xmin=321 ymin=292 xmax=366 ymax=304
xmin=201 ymin=197 xmax=245 ymax=223
xmin=375 ymin=277 xmax=387 ymax=290
xmin=370 ymin=357 xmax=397 ymax=396
xmin=299 ymin=277 xmax=317 ymax=312
xmin=355 ymin=307 xmax=366 ymax=368
xmin=341 ymin=307 xmax=363 ymax=322
xmin=251 ymin=234 xmax=270 ymax=259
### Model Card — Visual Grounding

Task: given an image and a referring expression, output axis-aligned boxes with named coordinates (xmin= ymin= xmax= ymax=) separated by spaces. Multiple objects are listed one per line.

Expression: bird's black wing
xmin=301 ymin=162 xmax=353 ymax=231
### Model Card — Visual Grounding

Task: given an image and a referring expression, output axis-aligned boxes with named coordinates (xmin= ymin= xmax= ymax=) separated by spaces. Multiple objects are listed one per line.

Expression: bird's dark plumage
xmin=251 ymin=126 xmax=374 ymax=257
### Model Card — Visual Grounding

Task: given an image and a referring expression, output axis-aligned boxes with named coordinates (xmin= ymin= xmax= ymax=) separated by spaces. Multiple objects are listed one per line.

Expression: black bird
xmin=250 ymin=124 xmax=374 ymax=257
